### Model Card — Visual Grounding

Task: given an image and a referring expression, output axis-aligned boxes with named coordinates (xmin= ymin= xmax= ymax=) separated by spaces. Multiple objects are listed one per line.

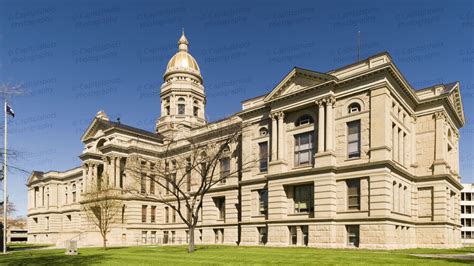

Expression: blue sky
xmin=0 ymin=0 xmax=473 ymax=217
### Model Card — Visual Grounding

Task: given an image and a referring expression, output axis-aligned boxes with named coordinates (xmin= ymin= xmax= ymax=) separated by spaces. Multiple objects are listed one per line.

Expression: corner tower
xmin=156 ymin=30 xmax=207 ymax=137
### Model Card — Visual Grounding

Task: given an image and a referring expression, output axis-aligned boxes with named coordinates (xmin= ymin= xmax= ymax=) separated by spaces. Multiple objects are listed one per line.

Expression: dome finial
xmin=178 ymin=28 xmax=189 ymax=52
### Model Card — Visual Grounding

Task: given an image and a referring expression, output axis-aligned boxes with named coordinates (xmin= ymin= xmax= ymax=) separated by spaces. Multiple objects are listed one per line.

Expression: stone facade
xmin=27 ymin=32 xmax=465 ymax=249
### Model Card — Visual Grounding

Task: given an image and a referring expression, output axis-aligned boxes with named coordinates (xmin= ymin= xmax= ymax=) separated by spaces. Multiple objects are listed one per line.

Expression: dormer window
xmin=259 ymin=127 xmax=268 ymax=137
xmin=295 ymin=115 xmax=314 ymax=127
xmin=165 ymin=106 xmax=170 ymax=115
xmin=348 ymin=103 xmax=361 ymax=114
xmin=177 ymin=97 xmax=185 ymax=115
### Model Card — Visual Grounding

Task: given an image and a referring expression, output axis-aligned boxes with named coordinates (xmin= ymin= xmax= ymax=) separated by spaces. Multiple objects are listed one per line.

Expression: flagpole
xmin=3 ymin=99 xmax=7 ymax=254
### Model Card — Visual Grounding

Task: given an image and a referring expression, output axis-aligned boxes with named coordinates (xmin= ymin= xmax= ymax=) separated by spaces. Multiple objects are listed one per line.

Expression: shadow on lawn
xmin=0 ymin=252 xmax=109 ymax=265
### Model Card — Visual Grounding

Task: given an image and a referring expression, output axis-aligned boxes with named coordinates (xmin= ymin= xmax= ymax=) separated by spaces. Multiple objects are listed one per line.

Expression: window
xmin=347 ymin=179 xmax=361 ymax=210
xmin=215 ymin=197 xmax=225 ymax=220
xmin=462 ymin=205 xmax=465 ymax=214
xmin=142 ymin=205 xmax=147 ymax=223
xmin=294 ymin=132 xmax=314 ymax=166
xmin=214 ymin=229 xmax=224 ymax=244
xmin=151 ymin=231 xmax=156 ymax=244
xmin=165 ymin=106 xmax=170 ymax=115
xmin=220 ymin=158 xmax=230 ymax=183
xmin=178 ymin=97 xmax=185 ymax=115
xmin=294 ymin=185 xmax=314 ymax=213
xmin=172 ymin=209 xmax=176 ymax=223
xmin=462 ymin=193 xmax=465 ymax=201
xmin=186 ymin=158 xmax=191 ymax=192
xmin=34 ymin=187 xmax=39 ymax=208
xmin=142 ymin=231 xmax=147 ymax=244
xmin=259 ymin=127 xmax=268 ymax=136
xmin=301 ymin=226 xmax=309 ymax=246
xmin=346 ymin=225 xmax=360 ymax=247
xmin=72 ymin=191 xmax=76 ymax=203
xmin=347 ymin=120 xmax=361 ymax=158
xmin=295 ymin=115 xmax=314 ymax=127
xmin=149 ymin=175 xmax=155 ymax=195
xmin=171 ymin=231 xmax=176 ymax=244
xmin=163 ymin=231 xmax=169 ymax=244
xmin=289 ymin=226 xmax=297 ymax=245
xmin=468 ymin=193 xmax=472 ymax=201
xmin=193 ymin=106 xmax=199 ymax=117
xmin=258 ymin=227 xmax=268 ymax=245
xmin=165 ymin=207 xmax=169 ymax=223
xmin=141 ymin=174 xmax=146 ymax=194
xmin=259 ymin=142 xmax=268 ymax=172
xmin=348 ymin=102 xmax=361 ymax=113
xmin=258 ymin=189 xmax=268 ymax=216
xmin=151 ymin=206 xmax=156 ymax=223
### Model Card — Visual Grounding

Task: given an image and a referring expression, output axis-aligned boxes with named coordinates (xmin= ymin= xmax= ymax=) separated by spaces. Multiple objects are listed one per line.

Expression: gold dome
xmin=164 ymin=30 xmax=202 ymax=82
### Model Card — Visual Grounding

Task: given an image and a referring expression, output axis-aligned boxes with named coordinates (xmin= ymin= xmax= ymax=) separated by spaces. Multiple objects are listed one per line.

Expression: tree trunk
xmin=188 ymin=226 xmax=195 ymax=253
xmin=103 ymin=235 xmax=107 ymax=250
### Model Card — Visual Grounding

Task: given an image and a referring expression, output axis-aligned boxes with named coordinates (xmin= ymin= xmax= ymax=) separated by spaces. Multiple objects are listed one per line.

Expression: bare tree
xmin=126 ymin=127 xmax=254 ymax=252
xmin=82 ymin=179 xmax=122 ymax=250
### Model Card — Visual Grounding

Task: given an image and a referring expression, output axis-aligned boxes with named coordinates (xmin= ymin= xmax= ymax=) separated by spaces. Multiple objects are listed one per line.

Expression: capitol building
xmin=27 ymin=32 xmax=465 ymax=249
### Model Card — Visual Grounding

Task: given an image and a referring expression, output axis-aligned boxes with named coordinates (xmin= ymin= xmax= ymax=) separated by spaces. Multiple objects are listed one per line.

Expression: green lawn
xmin=0 ymin=245 xmax=473 ymax=265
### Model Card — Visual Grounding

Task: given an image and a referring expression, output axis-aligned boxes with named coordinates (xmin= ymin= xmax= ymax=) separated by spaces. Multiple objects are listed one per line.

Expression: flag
xmin=6 ymin=104 xmax=14 ymax=117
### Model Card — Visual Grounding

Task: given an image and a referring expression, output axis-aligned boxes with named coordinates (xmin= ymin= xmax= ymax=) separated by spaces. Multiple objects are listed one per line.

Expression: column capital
xmin=325 ymin=95 xmax=336 ymax=106
xmin=277 ymin=111 xmax=285 ymax=120
xmin=316 ymin=98 xmax=326 ymax=106
xmin=410 ymin=114 xmax=417 ymax=122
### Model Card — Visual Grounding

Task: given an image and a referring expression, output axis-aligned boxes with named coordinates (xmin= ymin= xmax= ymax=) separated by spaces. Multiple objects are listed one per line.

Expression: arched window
xmin=222 ymin=144 xmax=230 ymax=153
xmin=295 ymin=115 xmax=314 ymax=127
xmin=259 ymin=127 xmax=268 ymax=136
xmin=348 ymin=103 xmax=361 ymax=114
xmin=177 ymin=97 xmax=186 ymax=115
xmin=96 ymin=138 xmax=106 ymax=149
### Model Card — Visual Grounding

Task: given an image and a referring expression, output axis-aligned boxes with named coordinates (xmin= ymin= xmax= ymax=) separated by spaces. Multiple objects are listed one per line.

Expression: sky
xmin=0 ymin=0 xmax=473 ymax=217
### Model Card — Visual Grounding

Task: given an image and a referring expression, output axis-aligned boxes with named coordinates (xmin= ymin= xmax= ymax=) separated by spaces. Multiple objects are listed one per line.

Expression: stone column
xmin=392 ymin=125 xmax=399 ymax=162
xmin=277 ymin=111 xmax=285 ymax=161
xmin=433 ymin=112 xmax=447 ymax=174
xmin=411 ymin=115 xmax=417 ymax=168
xmin=113 ymin=156 xmax=119 ymax=187
xmin=82 ymin=164 xmax=88 ymax=193
xmin=93 ymin=163 xmax=98 ymax=190
xmin=271 ymin=113 xmax=278 ymax=161
xmin=325 ymin=96 xmax=335 ymax=152
xmin=317 ymin=99 xmax=325 ymax=153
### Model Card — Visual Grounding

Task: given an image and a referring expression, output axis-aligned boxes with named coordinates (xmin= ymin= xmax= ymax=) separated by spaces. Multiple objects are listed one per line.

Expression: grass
xmin=6 ymin=243 xmax=54 ymax=251
xmin=0 ymin=245 xmax=473 ymax=265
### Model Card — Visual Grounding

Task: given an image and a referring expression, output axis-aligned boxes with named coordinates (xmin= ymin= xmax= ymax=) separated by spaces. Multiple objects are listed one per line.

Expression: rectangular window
xmin=258 ymin=227 xmax=268 ymax=245
xmin=193 ymin=106 xmax=199 ymax=117
xmin=142 ymin=231 xmax=147 ymax=244
xmin=347 ymin=120 xmax=361 ymax=158
xmin=347 ymin=179 xmax=361 ymax=210
xmin=163 ymin=231 xmax=169 ymax=244
xmin=172 ymin=209 xmax=176 ymax=223
xmin=462 ymin=192 xmax=465 ymax=201
xmin=289 ymin=226 xmax=297 ymax=245
xmin=467 ymin=219 xmax=472 ymax=227
xmin=151 ymin=231 xmax=156 ymax=244
xmin=294 ymin=132 xmax=314 ymax=166
xmin=346 ymin=225 xmax=360 ymax=247
xmin=462 ymin=205 xmax=465 ymax=214
xmin=301 ymin=225 xmax=309 ymax=246
xmin=141 ymin=174 xmax=146 ymax=194
xmin=142 ymin=205 xmax=147 ymax=223
xmin=72 ymin=191 xmax=76 ymax=203
xmin=258 ymin=189 xmax=268 ymax=216
xmin=294 ymin=185 xmax=314 ymax=213
xmin=151 ymin=206 xmax=156 ymax=223
xmin=171 ymin=231 xmax=176 ymax=244
xmin=468 ymin=193 xmax=472 ymax=201
xmin=165 ymin=207 xmax=169 ymax=223
xmin=178 ymin=104 xmax=185 ymax=115
xmin=149 ymin=175 xmax=155 ymax=195
xmin=220 ymin=158 xmax=230 ymax=183
xmin=215 ymin=197 xmax=226 ymax=220
xmin=259 ymin=142 xmax=268 ymax=172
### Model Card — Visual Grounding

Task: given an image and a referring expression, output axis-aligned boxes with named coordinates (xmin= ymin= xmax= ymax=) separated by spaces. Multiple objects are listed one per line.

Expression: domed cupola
xmin=164 ymin=30 xmax=203 ymax=84
xmin=156 ymin=30 xmax=207 ymax=137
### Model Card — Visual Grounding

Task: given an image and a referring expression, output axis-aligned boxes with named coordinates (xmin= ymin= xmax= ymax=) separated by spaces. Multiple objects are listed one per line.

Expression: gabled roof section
xmin=263 ymin=67 xmax=337 ymax=102
xmin=81 ymin=117 xmax=163 ymax=143
xmin=446 ymin=82 xmax=465 ymax=125
xmin=26 ymin=171 xmax=44 ymax=185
